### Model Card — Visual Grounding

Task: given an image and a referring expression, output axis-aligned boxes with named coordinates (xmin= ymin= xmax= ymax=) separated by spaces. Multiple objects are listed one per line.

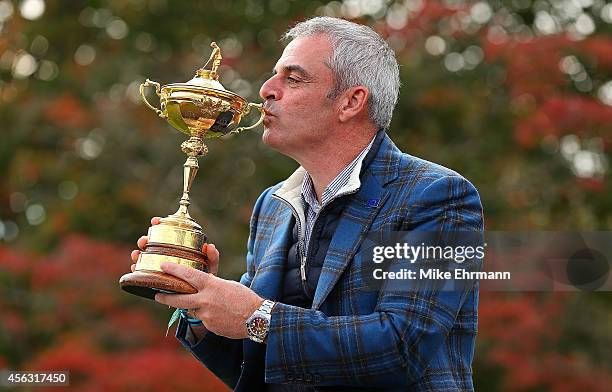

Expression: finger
xmin=207 ymin=244 xmax=219 ymax=261
xmin=160 ymin=262 xmax=210 ymax=290
xmin=137 ymin=236 xmax=148 ymax=250
xmin=130 ymin=250 xmax=141 ymax=262
xmin=151 ymin=217 xmax=161 ymax=225
xmin=155 ymin=292 xmax=200 ymax=309
xmin=130 ymin=264 xmax=136 ymax=272
xmin=205 ymin=243 xmax=219 ymax=276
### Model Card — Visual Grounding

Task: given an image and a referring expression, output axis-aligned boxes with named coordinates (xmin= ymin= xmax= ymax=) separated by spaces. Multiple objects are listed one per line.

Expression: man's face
xmin=259 ymin=35 xmax=336 ymax=158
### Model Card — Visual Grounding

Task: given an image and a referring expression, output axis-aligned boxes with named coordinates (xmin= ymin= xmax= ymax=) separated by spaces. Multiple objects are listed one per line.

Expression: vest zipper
xmin=300 ymin=256 xmax=307 ymax=281
xmin=298 ymin=239 xmax=309 ymax=298
xmin=271 ymin=194 xmax=309 ymax=289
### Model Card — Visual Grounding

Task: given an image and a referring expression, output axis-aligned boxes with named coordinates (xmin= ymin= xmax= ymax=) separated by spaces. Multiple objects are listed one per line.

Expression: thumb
xmin=159 ymin=262 xmax=210 ymax=290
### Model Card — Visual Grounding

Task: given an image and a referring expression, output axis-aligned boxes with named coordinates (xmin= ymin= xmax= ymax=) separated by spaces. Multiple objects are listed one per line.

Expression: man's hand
xmin=154 ymin=263 xmax=264 ymax=339
xmin=129 ymin=216 xmax=263 ymax=339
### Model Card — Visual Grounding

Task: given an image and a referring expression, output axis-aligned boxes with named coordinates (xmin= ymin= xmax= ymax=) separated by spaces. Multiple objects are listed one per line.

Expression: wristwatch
xmin=246 ymin=299 xmax=275 ymax=343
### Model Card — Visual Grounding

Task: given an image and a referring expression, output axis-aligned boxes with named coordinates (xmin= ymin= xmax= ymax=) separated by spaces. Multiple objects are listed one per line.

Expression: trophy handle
xmin=140 ymin=79 xmax=167 ymax=119
xmin=231 ymin=103 xmax=265 ymax=134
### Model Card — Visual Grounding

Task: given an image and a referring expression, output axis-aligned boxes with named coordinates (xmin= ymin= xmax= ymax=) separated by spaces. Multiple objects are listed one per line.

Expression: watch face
xmin=248 ymin=316 xmax=269 ymax=338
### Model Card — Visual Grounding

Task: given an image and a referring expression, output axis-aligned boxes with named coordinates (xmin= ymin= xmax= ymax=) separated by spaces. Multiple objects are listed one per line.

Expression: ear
xmin=337 ymin=86 xmax=369 ymax=123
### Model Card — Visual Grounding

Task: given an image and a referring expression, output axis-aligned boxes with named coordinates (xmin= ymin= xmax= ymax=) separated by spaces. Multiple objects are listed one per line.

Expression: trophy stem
xmin=175 ymin=156 xmax=198 ymax=218
xmin=173 ymin=136 xmax=208 ymax=219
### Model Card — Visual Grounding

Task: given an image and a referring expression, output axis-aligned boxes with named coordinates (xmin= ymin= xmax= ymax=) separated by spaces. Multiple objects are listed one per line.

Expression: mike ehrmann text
xmin=372 ymin=268 xmax=511 ymax=280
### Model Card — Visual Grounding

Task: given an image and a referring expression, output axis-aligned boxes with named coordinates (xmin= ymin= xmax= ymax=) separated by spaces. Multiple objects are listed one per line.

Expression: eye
xmin=287 ymin=76 xmax=299 ymax=84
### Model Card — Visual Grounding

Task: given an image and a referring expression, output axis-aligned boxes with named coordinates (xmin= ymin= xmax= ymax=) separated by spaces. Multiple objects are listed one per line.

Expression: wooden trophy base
xmin=119 ymin=270 xmax=198 ymax=300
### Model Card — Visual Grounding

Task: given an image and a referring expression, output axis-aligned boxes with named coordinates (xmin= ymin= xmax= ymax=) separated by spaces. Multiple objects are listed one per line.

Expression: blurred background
xmin=1 ymin=0 xmax=611 ymax=391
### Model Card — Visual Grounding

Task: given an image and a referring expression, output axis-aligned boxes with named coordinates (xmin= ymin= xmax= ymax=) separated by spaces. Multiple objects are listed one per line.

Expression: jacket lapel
xmin=312 ymin=134 xmax=400 ymax=309
xmin=311 ymin=174 xmax=388 ymax=309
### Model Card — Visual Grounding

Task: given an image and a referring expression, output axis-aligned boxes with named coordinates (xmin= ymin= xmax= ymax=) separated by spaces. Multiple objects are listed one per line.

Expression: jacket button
xmin=304 ymin=373 xmax=313 ymax=382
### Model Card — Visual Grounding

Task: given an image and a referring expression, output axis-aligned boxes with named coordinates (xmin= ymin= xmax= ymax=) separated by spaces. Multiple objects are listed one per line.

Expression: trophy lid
xmin=183 ymin=42 xmax=226 ymax=91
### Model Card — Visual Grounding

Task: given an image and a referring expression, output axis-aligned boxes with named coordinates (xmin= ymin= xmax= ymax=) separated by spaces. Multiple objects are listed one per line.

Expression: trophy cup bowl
xmin=119 ymin=42 xmax=264 ymax=300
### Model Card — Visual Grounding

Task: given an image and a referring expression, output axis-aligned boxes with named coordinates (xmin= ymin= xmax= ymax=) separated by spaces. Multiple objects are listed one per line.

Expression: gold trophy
xmin=119 ymin=42 xmax=264 ymax=300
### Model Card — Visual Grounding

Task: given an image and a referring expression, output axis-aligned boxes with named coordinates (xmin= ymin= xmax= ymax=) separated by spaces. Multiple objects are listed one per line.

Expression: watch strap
xmin=259 ymin=299 xmax=275 ymax=315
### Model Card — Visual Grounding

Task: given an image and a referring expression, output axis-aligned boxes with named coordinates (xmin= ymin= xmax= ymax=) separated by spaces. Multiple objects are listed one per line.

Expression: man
xmin=131 ymin=17 xmax=483 ymax=391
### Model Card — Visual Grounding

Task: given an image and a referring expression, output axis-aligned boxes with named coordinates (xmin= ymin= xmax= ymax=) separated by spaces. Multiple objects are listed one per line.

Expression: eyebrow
xmin=272 ymin=64 xmax=313 ymax=79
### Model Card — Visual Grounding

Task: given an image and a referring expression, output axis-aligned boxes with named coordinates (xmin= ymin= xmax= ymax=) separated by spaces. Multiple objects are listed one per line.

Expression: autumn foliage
xmin=1 ymin=1 xmax=611 ymax=391
xmin=0 ymin=237 xmax=228 ymax=391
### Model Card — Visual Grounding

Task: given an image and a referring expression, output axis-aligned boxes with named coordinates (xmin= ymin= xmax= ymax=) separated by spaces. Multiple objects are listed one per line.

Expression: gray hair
xmin=283 ymin=17 xmax=400 ymax=129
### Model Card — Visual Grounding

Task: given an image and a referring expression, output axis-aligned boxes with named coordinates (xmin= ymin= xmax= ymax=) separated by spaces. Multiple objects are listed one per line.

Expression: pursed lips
xmin=263 ymin=103 xmax=277 ymax=117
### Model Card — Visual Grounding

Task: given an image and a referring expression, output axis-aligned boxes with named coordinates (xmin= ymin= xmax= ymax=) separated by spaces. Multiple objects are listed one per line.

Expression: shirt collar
xmin=301 ymin=135 xmax=376 ymax=211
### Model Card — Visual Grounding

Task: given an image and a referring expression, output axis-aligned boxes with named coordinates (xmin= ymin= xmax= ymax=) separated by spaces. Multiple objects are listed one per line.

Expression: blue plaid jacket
xmin=176 ymin=133 xmax=484 ymax=391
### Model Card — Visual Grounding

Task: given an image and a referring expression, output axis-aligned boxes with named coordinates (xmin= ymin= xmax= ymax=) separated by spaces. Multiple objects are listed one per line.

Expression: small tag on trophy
xmin=166 ymin=308 xmax=182 ymax=337
xmin=210 ymin=111 xmax=234 ymax=133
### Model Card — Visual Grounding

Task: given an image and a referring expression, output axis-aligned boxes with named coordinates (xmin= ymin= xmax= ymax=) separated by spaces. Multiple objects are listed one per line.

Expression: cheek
xmin=287 ymin=93 xmax=334 ymax=119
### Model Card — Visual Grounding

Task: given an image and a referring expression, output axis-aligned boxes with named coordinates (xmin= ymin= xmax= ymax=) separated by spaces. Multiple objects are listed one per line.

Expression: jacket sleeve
xmin=263 ymin=175 xmax=484 ymax=387
xmin=175 ymin=186 xmax=276 ymax=389
xmin=175 ymin=320 xmax=243 ymax=389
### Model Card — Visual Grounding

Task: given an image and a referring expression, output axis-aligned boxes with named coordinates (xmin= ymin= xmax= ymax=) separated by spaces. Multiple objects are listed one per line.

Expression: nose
xmin=259 ymin=74 xmax=280 ymax=102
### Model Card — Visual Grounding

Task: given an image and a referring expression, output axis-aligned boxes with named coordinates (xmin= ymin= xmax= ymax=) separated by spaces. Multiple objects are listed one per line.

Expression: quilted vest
xmin=280 ymin=202 xmax=345 ymax=308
